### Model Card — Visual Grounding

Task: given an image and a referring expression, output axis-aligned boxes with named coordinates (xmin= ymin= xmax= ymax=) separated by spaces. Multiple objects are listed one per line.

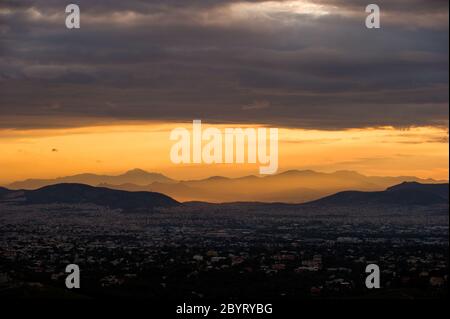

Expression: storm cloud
xmin=0 ymin=0 xmax=448 ymax=129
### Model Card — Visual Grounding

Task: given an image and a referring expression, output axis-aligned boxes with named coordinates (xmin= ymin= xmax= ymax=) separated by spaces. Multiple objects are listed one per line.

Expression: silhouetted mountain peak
xmin=388 ymin=181 xmax=434 ymax=191
xmin=120 ymin=169 xmax=174 ymax=181
xmin=123 ymin=168 xmax=152 ymax=176
xmin=278 ymin=169 xmax=316 ymax=176
xmin=205 ymin=176 xmax=230 ymax=181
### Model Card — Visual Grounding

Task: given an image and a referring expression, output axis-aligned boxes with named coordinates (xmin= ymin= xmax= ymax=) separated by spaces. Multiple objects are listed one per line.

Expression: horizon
xmin=1 ymin=178 xmax=449 ymax=204
xmin=4 ymin=165 xmax=448 ymax=204
xmin=3 ymin=166 xmax=450 ymax=186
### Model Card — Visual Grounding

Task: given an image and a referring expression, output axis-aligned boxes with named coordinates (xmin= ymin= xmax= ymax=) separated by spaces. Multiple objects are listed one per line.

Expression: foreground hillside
xmin=0 ymin=183 xmax=179 ymax=211
xmin=306 ymin=182 xmax=449 ymax=206
xmin=1 ymin=181 xmax=447 ymax=211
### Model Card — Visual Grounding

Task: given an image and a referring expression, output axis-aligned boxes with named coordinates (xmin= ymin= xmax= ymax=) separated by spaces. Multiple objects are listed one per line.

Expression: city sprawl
xmin=0 ymin=202 xmax=447 ymax=299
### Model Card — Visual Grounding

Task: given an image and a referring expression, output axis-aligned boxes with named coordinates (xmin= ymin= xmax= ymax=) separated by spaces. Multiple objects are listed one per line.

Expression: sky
xmin=0 ymin=0 xmax=448 ymax=183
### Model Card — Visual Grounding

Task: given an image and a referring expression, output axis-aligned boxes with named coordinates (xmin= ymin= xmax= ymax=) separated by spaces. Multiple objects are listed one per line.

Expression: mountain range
xmin=0 ymin=182 xmax=447 ymax=210
xmin=7 ymin=169 xmax=174 ymax=190
xmin=5 ymin=169 xmax=447 ymax=203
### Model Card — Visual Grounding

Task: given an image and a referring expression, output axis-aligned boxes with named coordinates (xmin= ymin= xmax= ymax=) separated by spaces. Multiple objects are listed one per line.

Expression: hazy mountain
xmin=5 ymin=169 xmax=446 ymax=203
xmin=4 ymin=184 xmax=179 ymax=211
xmin=306 ymin=182 xmax=449 ymax=206
xmin=7 ymin=169 xmax=175 ymax=190
xmin=150 ymin=170 xmax=441 ymax=202
xmin=100 ymin=181 xmax=320 ymax=203
xmin=147 ymin=170 xmax=445 ymax=203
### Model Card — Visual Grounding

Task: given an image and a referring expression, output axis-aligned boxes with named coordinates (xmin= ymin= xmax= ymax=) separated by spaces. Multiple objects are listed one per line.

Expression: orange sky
xmin=0 ymin=122 xmax=448 ymax=184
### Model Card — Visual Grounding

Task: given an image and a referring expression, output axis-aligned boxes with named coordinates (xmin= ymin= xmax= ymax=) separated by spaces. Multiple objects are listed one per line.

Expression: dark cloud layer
xmin=0 ymin=0 xmax=448 ymax=129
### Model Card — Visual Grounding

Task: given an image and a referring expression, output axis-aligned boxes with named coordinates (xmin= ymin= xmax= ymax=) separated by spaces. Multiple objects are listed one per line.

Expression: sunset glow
xmin=0 ymin=123 xmax=447 ymax=184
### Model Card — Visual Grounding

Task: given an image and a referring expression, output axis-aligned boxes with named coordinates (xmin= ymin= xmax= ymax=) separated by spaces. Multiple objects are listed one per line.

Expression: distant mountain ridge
xmin=8 ymin=169 xmax=175 ymax=190
xmin=5 ymin=169 xmax=447 ymax=204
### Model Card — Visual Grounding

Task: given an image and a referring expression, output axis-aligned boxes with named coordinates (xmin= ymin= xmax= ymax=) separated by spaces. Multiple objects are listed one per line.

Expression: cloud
xmin=0 ymin=0 xmax=448 ymax=129
xmin=242 ymin=100 xmax=271 ymax=110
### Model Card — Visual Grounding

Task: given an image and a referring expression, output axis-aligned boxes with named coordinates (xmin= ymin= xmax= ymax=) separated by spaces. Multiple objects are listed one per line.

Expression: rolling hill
xmin=2 ymin=183 xmax=179 ymax=211
xmin=305 ymin=182 xmax=449 ymax=206
xmin=0 ymin=182 xmax=447 ymax=211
